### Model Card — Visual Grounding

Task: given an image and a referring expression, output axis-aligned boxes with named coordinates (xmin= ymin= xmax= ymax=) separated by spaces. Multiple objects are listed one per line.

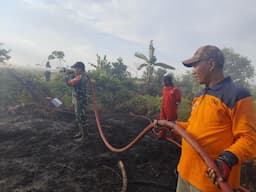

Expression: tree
xmin=222 ymin=48 xmax=254 ymax=85
xmin=144 ymin=68 xmax=168 ymax=96
xmin=0 ymin=43 xmax=11 ymax=64
xmin=135 ymin=40 xmax=175 ymax=85
xmin=48 ymin=50 xmax=65 ymax=68
xmin=154 ymin=68 xmax=168 ymax=85
xmin=90 ymin=54 xmax=112 ymax=74
xmin=111 ymin=57 xmax=131 ymax=80
xmin=176 ymin=71 xmax=202 ymax=100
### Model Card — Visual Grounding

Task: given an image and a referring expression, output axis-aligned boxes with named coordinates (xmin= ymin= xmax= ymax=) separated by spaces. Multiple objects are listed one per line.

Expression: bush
xmin=41 ymin=74 xmax=72 ymax=107
xmin=117 ymin=95 xmax=161 ymax=115
xmin=177 ymin=97 xmax=191 ymax=121
xmin=0 ymin=69 xmax=22 ymax=107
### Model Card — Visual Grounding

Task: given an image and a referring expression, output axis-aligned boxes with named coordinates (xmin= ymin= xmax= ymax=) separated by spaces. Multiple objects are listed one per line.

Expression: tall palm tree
xmin=135 ymin=40 xmax=175 ymax=85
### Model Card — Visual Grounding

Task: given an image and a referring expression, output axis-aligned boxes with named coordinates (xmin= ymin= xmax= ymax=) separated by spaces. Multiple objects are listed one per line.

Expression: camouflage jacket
xmin=65 ymin=73 xmax=87 ymax=104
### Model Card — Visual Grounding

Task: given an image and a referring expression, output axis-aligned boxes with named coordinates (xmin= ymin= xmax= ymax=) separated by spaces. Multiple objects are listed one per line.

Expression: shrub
xmin=177 ymin=97 xmax=191 ymax=121
xmin=117 ymin=95 xmax=161 ymax=115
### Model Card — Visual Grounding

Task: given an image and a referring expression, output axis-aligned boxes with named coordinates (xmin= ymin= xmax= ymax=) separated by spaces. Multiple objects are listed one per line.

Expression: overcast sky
xmin=1 ymin=0 xmax=256 ymax=76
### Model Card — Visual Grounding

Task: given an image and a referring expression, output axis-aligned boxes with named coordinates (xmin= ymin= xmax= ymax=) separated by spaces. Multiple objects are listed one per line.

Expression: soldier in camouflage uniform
xmin=64 ymin=61 xmax=88 ymax=142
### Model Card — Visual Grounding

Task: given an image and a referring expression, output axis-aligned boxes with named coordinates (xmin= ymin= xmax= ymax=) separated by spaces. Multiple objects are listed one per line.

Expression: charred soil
xmin=0 ymin=107 xmax=180 ymax=192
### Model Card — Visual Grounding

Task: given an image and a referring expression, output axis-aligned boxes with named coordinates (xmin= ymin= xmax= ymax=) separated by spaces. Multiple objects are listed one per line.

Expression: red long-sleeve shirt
xmin=160 ymin=86 xmax=181 ymax=121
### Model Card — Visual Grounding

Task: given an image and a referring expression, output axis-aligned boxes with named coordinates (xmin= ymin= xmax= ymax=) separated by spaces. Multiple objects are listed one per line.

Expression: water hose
xmin=118 ymin=160 xmax=127 ymax=192
xmin=88 ymin=76 xmax=155 ymax=153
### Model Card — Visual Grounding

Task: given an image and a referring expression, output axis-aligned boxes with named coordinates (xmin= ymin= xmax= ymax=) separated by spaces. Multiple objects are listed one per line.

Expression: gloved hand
xmin=207 ymin=157 xmax=231 ymax=186
xmin=207 ymin=151 xmax=238 ymax=187
xmin=152 ymin=127 xmax=168 ymax=139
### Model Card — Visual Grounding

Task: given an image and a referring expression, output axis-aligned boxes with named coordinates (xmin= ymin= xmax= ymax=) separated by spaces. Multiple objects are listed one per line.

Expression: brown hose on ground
xmin=118 ymin=160 xmax=127 ymax=192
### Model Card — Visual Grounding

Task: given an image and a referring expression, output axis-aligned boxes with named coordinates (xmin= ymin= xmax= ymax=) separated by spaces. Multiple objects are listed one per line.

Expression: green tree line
xmin=1 ymin=42 xmax=255 ymax=119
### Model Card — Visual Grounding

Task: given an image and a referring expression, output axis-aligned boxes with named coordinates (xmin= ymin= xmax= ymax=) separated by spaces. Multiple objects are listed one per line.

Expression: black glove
xmin=207 ymin=151 xmax=238 ymax=187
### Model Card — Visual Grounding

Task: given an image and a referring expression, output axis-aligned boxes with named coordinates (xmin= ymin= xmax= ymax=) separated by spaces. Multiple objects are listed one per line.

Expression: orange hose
xmin=88 ymin=75 xmax=156 ymax=153
xmin=164 ymin=137 xmax=181 ymax=148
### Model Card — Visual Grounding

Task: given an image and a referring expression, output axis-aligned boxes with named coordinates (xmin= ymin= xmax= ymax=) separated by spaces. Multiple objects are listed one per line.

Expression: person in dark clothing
xmin=45 ymin=61 xmax=51 ymax=81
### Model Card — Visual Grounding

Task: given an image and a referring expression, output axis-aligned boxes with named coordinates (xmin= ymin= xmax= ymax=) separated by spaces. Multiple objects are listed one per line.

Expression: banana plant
xmin=135 ymin=40 xmax=175 ymax=85
xmin=90 ymin=54 xmax=112 ymax=76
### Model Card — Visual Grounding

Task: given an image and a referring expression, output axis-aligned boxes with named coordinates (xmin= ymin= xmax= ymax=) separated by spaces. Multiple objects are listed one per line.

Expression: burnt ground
xmin=0 ymin=106 xmax=180 ymax=192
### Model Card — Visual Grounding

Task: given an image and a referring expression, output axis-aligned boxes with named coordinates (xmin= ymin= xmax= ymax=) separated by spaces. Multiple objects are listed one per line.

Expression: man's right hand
xmin=206 ymin=151 xmax=238 ymax=188
xmin=207 ymin=157 xmax=231 ymax=187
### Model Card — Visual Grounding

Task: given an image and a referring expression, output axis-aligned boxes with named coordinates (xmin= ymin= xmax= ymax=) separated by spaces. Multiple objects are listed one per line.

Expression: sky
xmin=1 ymin=0 xmax=256 ymax=76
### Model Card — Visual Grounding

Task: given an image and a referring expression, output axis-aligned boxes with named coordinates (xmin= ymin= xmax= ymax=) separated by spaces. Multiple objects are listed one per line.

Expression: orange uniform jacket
xmin=176 ymin=77 xmax=256 ymax=192
xmin=160 ymin=86 xmax=181 ymax=121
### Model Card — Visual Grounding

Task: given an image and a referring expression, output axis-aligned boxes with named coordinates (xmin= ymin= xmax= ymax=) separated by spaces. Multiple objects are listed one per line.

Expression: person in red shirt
xmin=160 ymin=75 xmax=181 ymax=121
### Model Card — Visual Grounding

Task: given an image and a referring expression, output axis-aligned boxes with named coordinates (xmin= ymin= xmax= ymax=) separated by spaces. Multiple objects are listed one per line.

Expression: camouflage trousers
xmin=74 ymin=99 xmax=89 ymax=139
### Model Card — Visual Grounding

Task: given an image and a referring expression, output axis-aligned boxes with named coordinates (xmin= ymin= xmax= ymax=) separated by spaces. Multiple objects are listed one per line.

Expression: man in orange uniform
xmin=172 ymin=45 xmax=256 ymax=192
xmin=160 ymin=75 xmax=181 ymax=121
